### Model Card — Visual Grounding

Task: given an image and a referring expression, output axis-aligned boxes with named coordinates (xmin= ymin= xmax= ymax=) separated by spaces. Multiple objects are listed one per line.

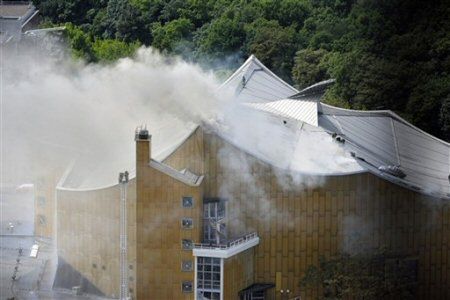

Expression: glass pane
xmin=182 ymin=197 xmax=193 ymax=208
xmin=218 ymin=202 xmax=225 ymax=218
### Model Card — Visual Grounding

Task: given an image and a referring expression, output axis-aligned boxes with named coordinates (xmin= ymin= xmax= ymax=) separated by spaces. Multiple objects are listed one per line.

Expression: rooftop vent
xmin=138 ymin=129 xmax=149 ymax=139
xmin=378 ymin=165 xmax=406 ymax=179
xmin=332 ymin=133 xmax=345 ymax=144
xmin=135 ymin=125 xmax=149 ymax=140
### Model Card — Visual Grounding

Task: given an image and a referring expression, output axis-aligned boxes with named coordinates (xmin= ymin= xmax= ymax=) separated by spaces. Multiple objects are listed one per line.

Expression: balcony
xmin=192 ymin=232 xmax=259 ymax=258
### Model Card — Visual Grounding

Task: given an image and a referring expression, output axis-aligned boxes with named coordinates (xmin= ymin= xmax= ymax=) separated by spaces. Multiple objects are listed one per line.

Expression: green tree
xmin=64 ymin=23 xmax=96 ymax=62
xmin=244 ymin=18 xmax=299 ymax=81
xmin=292 ymin=48 xmax=329 ymax=89
xmin=32 ymin=0 xmax=105 ymax=25
xmin=440 ymin=96 xmax=450 ymax=141
xmin=257 ymin=0 xmax=311 ymax=28
xmin=406 ymin=76 xmax=450 ymax=138
xmin=91 ymin=8 xmax=109 ymax=37
xmin=105 ymin=0 xmax=149 ymax=43
xmin=92 ymin=39 xmax=140 ymax=62
xmin=151 ymin=18 xmax=194 ymax=54
xmin=194 ymin=15 xmax=245 ymax=61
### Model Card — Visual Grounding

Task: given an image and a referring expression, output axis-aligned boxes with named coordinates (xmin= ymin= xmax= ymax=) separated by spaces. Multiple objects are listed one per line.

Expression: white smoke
xmin=2 ymin=42 xmax=361 ymax=191
xmin=1 ymin=46 xmax=231 ymax=189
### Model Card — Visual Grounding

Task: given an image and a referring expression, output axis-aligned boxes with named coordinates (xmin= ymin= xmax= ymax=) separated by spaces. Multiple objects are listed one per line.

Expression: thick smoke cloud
xmin=1 ymin=46 xmax=230 ymax=189
xmin=2 ymin=42 xmax=359 ymax=190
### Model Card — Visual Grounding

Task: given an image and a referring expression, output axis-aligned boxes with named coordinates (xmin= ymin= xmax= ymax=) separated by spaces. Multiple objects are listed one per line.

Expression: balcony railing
xmin=193 ymin=232 xmax=258 ymax=250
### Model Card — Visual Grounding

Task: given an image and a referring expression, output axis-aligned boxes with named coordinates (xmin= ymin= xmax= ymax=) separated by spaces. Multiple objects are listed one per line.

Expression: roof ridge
xmin=220 ymin=54 xmax=298 ymax=94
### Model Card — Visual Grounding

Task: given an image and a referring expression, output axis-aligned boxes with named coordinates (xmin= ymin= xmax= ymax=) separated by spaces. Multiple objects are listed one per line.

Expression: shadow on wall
xmin=53 ymin=257 xmax=104 ymax=297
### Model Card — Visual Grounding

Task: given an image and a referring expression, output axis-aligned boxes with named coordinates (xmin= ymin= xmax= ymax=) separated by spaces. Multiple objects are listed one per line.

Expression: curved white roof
xmin=318 ymin=104 xmax=450 ymax=198
xmin=216 ymin=57 xmax=363 ymax=176
xmin=237 ymin=74 xmax=450 ymax=198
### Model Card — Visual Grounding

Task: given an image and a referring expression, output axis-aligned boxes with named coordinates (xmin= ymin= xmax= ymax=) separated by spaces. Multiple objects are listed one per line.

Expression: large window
xmin=203 ymin=200 xmax=226 ymax=244
xmin=197 ymin=257 xmax=221 ymax=299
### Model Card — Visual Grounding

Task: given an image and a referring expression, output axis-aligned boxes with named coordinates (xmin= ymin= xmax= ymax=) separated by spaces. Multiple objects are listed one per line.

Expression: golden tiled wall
xmin=57 ymin=181 xmax=135 ymax=297
xmin=135 ymin=137 xmax=203 ymax=300
xmin=56 ymin=127 xmax=450 ymax=300
xmin=163 ymin=126 xmax=205 ymax=175
xmin=203 ymin=132 xmax=450 ymax=299
xmin=223 ymin=248 xmax=255 ymax=299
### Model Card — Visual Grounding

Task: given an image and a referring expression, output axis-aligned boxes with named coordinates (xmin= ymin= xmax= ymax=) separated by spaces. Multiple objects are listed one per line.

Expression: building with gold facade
xmin=52 ymin=56 xmax=450 ymax=299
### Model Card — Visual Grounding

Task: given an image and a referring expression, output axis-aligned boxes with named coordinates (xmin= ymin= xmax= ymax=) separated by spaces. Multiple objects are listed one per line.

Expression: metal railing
xmin=193 ymin=232 xmax=258 ymax=250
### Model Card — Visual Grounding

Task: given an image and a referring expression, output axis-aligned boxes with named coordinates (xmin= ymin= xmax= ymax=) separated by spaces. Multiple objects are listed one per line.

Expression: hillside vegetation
xmin=32 ymin=0 xmax=450 ymax=141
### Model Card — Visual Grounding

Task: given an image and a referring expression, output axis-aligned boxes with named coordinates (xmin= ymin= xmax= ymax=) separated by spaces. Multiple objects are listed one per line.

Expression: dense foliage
xmin=33 ymin=0 xmax=450 ymax=140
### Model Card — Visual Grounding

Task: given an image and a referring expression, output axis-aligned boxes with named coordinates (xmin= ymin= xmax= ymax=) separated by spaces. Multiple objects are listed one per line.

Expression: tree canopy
xmin=33 ymin=0 xmax=450 ymax=141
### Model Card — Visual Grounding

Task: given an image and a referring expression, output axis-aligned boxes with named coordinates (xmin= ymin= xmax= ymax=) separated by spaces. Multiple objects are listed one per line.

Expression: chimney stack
xmin=135 ymin=126 xmax=151 ymax=165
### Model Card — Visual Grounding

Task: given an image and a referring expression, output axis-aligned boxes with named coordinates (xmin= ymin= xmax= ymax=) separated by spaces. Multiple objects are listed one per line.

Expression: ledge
xmin=192 ymin=232 xmax=259 ymax=259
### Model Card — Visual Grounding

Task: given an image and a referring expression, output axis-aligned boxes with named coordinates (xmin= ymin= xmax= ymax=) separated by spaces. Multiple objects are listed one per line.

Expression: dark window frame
xmin=182 ymin=196 xmax=194 ymax=208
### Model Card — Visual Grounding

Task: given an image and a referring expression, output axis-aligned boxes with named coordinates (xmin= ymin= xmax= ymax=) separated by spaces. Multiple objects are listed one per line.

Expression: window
xmin=182 ymin=196 xmax=193 ymax=208
xmin=37 ymin=196 xmax=46 ymax=207
xmin=38 ymin=215 xmax=46 ymax=226
xmin=181 ymin=260 xmax=193 ymax=272
xmin=241 ymin=291 xmax=265 ymax=300
xmin=182 ymin=281 xmax=193 ymax=293
xmin=181 ymin=218 xmax=193 ymax=229
xmin=203 ymin=200 xmax=226 ymax=244
xmin=182 ymin=239 xmax=193 ymax=250
xmin=199 ymin=291 xmax=221 ymax=300
xmin=239 ymin=284 xmax=275 ymax=300
xmin=197 ymin=257 xmax=221 ymax=299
